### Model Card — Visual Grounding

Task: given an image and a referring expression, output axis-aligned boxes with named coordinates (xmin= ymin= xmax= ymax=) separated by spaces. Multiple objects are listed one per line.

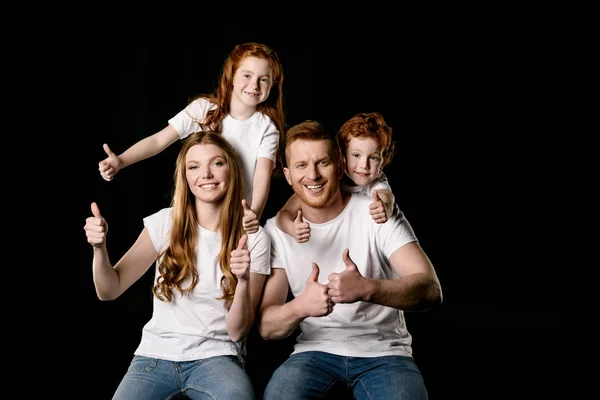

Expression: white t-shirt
xmin=168 ymin=98 xmax=280 ymax=205
xmin=134 ymin=207 xmax=271 ymax=362
xmin=264 ymin=194 xmax=418 ymax=358
xmin=340 ymin=172 xmax=391 ymax=197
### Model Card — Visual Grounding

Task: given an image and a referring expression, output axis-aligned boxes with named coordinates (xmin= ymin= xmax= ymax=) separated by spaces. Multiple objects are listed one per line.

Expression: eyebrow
xmin=185 ymin=156 xmax=226 ymax=165
xmin=240 ymin=69 xmax=271 ymax=78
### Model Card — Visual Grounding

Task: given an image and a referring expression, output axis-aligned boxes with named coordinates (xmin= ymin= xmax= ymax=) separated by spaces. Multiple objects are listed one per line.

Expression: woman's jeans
xmin=263 ymin=351 xmax=428 ymax=400
xmin=112 ymin=355 xmax=255 ymax=400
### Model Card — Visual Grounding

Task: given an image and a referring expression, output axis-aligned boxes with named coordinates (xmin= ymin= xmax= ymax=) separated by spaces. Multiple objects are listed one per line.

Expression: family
xmin=85 ymin=42 xmax=443 ymax=400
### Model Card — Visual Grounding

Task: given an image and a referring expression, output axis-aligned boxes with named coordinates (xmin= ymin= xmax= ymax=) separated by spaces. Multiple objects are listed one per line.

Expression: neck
xmin=300 ymin=191 xmax=351 ymax=224
xmin=195 ymin=202 xmax=222 ymax=232
xmin=229 ymin=98 xmax=257 ymax=121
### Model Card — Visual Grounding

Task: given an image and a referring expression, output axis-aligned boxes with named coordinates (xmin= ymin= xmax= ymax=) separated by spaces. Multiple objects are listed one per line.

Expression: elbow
xmin=427 ymin=282 xmax=443 ymax=308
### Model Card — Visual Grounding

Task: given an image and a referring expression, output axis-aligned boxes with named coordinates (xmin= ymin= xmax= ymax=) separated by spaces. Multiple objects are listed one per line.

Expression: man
xmin=258 ymin=120 xmax=443 ymax=400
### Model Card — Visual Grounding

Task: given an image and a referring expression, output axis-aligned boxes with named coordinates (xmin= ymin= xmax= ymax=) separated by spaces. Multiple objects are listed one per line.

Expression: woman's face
xmin=185 ymin=144 xmax=230 ymax=204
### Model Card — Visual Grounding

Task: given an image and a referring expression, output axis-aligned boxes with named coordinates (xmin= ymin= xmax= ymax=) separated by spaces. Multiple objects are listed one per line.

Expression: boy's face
xmin=344 ymin=137 xmax=383 ymax=186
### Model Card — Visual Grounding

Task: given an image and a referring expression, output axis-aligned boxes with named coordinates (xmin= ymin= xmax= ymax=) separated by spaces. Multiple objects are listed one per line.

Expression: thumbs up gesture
xmin=298 ymin=263 xmax=334 ymax=317
xmin=327 ymin=249 xmax=364 ymax=304
xmin=230 ymin=234 xmax=250 ymax=280
xmin=84 ymin=202 xmax=108 ymax=248
xmin=242 ymin=199 xmax=259 ymax=234
xmin=293 ymin=209 xmax=311 ymax=243
xmin=369 ymin=189 xmax=387 ymax=224
xmin=98 ymin=143 xmax=123 ymax=182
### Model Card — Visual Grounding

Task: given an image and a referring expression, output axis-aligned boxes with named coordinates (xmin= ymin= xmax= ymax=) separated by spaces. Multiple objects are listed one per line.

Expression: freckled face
xmin=344 ymin=137 xmax=383 ymax=186
xmin=231 ymin=56 xmax=273 ymax=108
xmin=185 ymin=144 xmax=230 ymax=204
xmin=284 ymin=139 xmax=341 ymax=209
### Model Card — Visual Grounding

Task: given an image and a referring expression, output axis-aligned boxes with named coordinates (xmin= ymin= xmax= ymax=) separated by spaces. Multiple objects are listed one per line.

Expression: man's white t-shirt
xmin=134 ymin=207 xmax=271 ymax=362
xmin=168 ymin=98 xmax=280 ymax=205
xmin=264 ymin=194 xmax=418 ymax=358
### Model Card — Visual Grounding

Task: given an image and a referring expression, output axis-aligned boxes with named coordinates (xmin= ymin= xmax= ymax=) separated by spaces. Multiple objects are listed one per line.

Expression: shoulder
xmin=188 ymin=97 xmax=216 ymax=113
xmin=255 ymin=113 xmax=278 ymax=129
xmin=143 ymin=207 xmax=173 ymax=227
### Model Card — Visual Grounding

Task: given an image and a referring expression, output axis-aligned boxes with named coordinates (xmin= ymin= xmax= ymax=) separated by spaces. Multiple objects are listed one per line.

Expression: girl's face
xmin=231 ymin=56 xmax=273 ymax=109
xmin=344 ymin=137 xmax=383 ymax=186
xmin=185 ymin=144 xmax=230 ymax=204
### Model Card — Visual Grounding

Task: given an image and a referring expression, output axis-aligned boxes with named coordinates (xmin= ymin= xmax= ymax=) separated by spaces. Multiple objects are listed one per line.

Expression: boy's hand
xmin=369 ymin=189 xmax=388 ymax=224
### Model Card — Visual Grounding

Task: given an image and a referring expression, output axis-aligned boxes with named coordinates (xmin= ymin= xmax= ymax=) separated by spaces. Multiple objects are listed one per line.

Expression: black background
xmin=69 ymin=26 xmax=562 ymax=399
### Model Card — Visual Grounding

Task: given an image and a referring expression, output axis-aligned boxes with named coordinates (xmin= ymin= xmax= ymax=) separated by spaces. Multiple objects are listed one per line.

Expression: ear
xmin=283 ymin=167 xmax=292 ymax=185
xmin=338 ymin=159 xmax=346 ymax=179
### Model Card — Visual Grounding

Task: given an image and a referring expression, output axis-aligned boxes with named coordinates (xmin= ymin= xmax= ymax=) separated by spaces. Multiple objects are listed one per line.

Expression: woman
xmin=85 ymin=131 xmax=270 ymax=399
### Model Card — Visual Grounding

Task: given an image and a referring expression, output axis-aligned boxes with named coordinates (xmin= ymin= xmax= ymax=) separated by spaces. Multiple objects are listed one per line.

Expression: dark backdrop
xmin=71 ymin=28 xmax=560 ymax=399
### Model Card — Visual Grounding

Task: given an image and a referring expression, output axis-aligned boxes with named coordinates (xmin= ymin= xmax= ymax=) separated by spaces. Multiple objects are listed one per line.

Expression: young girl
xmin=276 ymin=111 xmax=396 ymax=243
xmin=99 ymin=42 xmax=285 ymax=233
xmin=85 ymin=132 xmax=270 ymax=399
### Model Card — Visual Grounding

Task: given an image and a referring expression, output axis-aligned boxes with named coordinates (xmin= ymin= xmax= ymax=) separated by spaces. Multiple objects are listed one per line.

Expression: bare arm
xmin=327 ymin=242 xmax=442 ymax=311
xmin=258 ymin=264 xmax=332 ymax=340
xmin=274 ymin=194 xmax=311 ymax=242
xmin=226 ymin=272 xmax=267 ymax=342
xmin=250 ymin=157 xmax=274 ymax=221
xmin=84 ymin=202 xmax=158 ymax=301
xmin=99 ymin=125 xmax=180 ymax=180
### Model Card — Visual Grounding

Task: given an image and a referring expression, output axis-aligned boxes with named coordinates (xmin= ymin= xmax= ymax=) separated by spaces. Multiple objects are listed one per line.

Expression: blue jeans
xmin=113 ymin=355 xmax=256 ymax=400
xmin=263 ymin=351 xmax=427 ymax=400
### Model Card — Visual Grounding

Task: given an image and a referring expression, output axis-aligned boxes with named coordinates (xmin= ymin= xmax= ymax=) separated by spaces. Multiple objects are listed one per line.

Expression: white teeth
xmin=200 ymin=184 xmax=216 ymax=189
xmin=306 ymin=185 xmax=322 ymax=189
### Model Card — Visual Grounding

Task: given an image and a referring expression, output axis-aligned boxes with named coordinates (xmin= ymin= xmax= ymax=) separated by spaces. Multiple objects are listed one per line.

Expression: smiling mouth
xmin=243 ymin=91 xmax=259 ymax=97
xmin=200 ymin=183 xmax=218 ymax=190
xmin=304 ymin=184 xmax=323 ymax=191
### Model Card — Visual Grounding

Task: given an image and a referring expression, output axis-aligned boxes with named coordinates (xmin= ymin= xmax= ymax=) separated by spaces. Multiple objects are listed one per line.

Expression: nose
xmin=358 ymin=157 xmax=369 ymax=170
xmin=306 ymin=163 xmax=320 ymax=180
xmin=202 ymin=167 xmax=213 ymax=179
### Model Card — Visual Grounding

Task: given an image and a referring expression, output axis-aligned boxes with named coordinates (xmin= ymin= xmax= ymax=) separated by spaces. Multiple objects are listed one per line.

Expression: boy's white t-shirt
xmin=340 ymin=172 xmax=391 ymax=197
xmin=168 ymin=97 xmax=280 ymax=205
xmin=134 ymin=207 xmax=271 ymax=362
xmin=264 ymin=194 xmax=418 ymax=358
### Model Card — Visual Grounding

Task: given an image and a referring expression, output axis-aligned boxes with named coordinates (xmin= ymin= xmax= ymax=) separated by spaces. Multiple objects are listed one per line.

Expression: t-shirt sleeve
xmin=264 ymin=220 xmax=285 ymax=270
xmin=142 ymin=208 xmax=173 ymax=253
xmin=168 ymin=98 xmax=213 ymax=140
xmin=257 ymin=120 xmax=279 ymax=164
xmin=248 ymin=227 xmax=271 ymax=275
xmin=377 ymin=209 xmax=418 ymax=259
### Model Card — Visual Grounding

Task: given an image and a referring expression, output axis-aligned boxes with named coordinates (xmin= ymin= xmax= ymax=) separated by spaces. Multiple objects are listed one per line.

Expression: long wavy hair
xmin=336 ymin=112 xmax=395 ymax=169
xmin=189 ymin=42 xmax=286 ymax=176
xmin=152 ymin=131 xmax=245 ymax=304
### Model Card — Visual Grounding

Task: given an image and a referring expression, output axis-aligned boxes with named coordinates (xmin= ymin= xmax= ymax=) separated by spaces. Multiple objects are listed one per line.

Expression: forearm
xmin=92 ymin=246 xmax=120 ymax=301
xmin=226 ymin=280 xmax=254 ymax=342
xmin=251 ymin=181 xmax=270 ymax=221
xmin=275 ymin=209 xmax=296 ymax=235
xmin=119 ymin=126 xmax=179 ymax=168
xmin=259 ymin=297 xmax=306 ymax=340
xmin=363 ymin=273 xmax=442 ymax=311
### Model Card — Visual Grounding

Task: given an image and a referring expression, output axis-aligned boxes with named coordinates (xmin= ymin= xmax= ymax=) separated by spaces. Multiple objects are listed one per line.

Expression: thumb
xmin=91 ymin=202 xmax=102 ymax=218
xmin=342 ymin=248 xmax=356 ymax=270
xmin=294 ymin=209 xmax=303 ymax=223
xmin=237 ymin=233 xmax=248 ymax=250
xmin=309 ymin=262 xmax=320 ymax=282
xmin=242 ymin=199 xmax=251 ymax=211
xmin=372 ymin=189 xmax=380 ymax=201
xmin=103 ymin=143 xmax=115 ymax=157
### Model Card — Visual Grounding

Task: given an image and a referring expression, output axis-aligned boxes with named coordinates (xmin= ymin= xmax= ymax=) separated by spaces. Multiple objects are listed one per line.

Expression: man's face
xmin=284 ymin=139 xmax=341 ymax=209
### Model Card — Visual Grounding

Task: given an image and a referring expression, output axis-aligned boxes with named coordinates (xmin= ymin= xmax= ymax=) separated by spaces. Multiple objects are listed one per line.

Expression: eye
xmin=188 ymin=165 xmax=198 ymax=170
xmin=260 ymin=77 xmax=270 ymax=84
xmin=369 ymin=155 xmax=381 ymax=161
xmin=351 ymin=153 xmax=360 ymax=158
xmin=243 ymin=74 xmax=251 ymax=79
xmin=213 ymin=160 xmax=224 ymax=167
